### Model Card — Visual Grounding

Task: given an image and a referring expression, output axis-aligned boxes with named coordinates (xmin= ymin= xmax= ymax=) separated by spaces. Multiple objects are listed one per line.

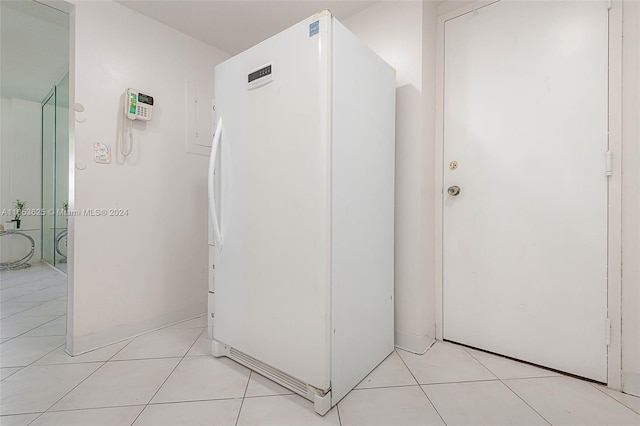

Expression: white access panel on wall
xmin=185 ymin=81 xmax=215 ymax=155
xmin=442 ymin=1 xmax=609 ymax=382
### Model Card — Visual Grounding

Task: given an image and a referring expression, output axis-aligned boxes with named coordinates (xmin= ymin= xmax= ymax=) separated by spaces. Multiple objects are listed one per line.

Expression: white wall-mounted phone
xmin=126 ymin=88 xmax=154 ymax=121
xmin=121 ymin=88 xmax=154 ymax=156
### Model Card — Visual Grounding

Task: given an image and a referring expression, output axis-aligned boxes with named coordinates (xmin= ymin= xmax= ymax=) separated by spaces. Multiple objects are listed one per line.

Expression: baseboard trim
xmin=66 ymin=304 xmax=204 ymax=356
xmin=623 ymin=372 xmax=640 ymax=397
xmin=394 ymin=328 xmax=435 ymax=354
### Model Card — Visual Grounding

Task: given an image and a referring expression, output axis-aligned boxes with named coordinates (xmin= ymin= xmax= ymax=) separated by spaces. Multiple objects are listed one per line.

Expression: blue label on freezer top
xmin=309 ymin=20 xmax=319 ymax=37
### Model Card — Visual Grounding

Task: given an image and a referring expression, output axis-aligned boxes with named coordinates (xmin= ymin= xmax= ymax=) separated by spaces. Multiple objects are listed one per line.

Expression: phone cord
xmin=120 ymin=109 xmax=133 ymax=156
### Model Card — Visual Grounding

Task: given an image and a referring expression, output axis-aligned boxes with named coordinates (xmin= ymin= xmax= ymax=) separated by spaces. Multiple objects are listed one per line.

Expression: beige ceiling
xmin=0 ymin=0 xmax=378 ymax=102
xmin=115 ymin=1 xmax=378 ymax=54
xmin=0 ymin=1 xmax=69 ymax=102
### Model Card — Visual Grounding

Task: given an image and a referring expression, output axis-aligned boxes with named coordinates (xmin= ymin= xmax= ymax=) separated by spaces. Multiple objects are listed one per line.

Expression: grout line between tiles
xmin=1 ymin=294 xmax=50 ymax=306
xmin=129 ymin=327 xmax=205 ymax=425
xmin=419 ymin=378 xmax=503 ymax=386
xmin=353 ymin=383 xmax=424 ymax=391
xmin=500 ymin=375 xmax=565 ymax=382
xmin=0 ymin=315 xmax=66 ymax=342
xmin=590 ymin=383 xmax=640 ymax=416
xmin=392 ymin=348 xmax=421 ymax=387
xmin=462 ymin=345 xmax=553 ymax=426
xmin=234 ymin=370 xmax=252 ymax=426
xmin=24 ymin=324 xmax=139 ymax=424
xmin=146 ymin=396 xmax=242 ymax=406
xmin=0 ymin=366 xmax=24 ymax=382
xmin=41 ymin=402 xmax=135 ymax=417
xmin=394 ymin=347 xmax=448 ymax=425
xmin=0 ymin=275 xmax=63 ymax=290
xmin=336 ymin=400 xmax=342 ymax=426
xmin=1 ymin=282 xmax=66 ymax=300
xmin=1 ymin=341 xmax=65 ymax=370
xmin=24 ymin=360 xmax=107 ymax=425
xmin=0 ymin=300 xmax=52 ymax=320
xmin=500 ymin=379 xmax=553 ymax=426
xmin=1 ymin=272 xmax=65 ymax=282
xmin=0 ymin=411 xmax=45 ymax=418
xmin=29 ymin=404 xmax=147 ymax=415
xmin=1 ymin=336 xmax=16 ymax=346
xmin=1 ymin=298 xmax=62 ymax=321
xmin=241 ymin=393 xmax=295 ymax=400
xmin=106 ymin=355 xmax=196 ymax=363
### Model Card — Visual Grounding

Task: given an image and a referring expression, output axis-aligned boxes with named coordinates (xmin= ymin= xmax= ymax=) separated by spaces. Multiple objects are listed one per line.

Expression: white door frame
xmin=434 ymin=0 xmax=623 ymax=390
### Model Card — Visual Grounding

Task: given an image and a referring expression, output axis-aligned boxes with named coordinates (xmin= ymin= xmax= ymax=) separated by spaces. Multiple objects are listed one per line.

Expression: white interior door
xmin=443 ymin=1 xmax=609 ymax=382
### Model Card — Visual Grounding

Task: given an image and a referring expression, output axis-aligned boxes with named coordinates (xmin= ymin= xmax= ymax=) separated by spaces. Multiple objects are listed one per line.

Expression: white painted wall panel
xmin=622 ymin=0 xmax=640 ymax=397
xmin=343 ymin=0 xmax=438 ymax=353
xmin=68 ymin=0 xmax=230 ymax=353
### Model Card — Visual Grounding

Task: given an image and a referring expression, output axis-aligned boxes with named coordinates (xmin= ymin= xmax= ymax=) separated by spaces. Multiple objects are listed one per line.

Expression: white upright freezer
xmin=207 ymin=10 xmax=395 ymax=415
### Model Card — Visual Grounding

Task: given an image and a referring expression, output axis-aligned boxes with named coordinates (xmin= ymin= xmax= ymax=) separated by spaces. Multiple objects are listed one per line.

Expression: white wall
xmin=0 ymin=98 xmax=42 ymax=259
xmin=68 ymin=0 xmax=230 ymax=354
xmin=343 ymin=0 xmax=438 ymax=353
xmin=622 ymin=0 xmax=640 ymax=397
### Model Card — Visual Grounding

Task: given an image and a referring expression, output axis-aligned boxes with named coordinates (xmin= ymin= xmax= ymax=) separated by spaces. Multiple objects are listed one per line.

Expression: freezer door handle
xmin=208 ymin=117 xmax=223 ymax=250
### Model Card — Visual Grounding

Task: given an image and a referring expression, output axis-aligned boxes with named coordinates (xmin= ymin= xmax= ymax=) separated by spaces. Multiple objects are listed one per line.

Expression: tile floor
xmin=2 ymin=263 xmax=640 ymax=425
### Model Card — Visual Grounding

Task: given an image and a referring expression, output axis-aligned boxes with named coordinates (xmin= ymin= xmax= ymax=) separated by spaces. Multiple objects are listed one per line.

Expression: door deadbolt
xmin=447 ymin=185 xmax=461 ymax=196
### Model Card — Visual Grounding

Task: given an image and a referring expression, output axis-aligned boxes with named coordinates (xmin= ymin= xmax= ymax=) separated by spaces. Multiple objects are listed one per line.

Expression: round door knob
xmin=447 ymin=185 xmax=461 ymax=196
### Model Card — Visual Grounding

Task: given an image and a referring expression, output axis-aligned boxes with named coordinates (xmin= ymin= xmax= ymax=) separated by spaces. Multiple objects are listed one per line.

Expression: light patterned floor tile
xmin=0 ymin=366 xmax=22 ymax=381
xmin=0 ymin=336 xmax=64 ymax=367
xmin=30 ymin=405 xmax=144 ymax=426
xmin=167 ymin=315 xmax=207 ymax=329
xmin=1 ymin=278 xmax=62 ymax=292
xmin=398 ymin=342 xmax=497 ymax=384
xmin=0 ymin=362 xmax=102 ymax=415
xmin=0 ymin=315 xmax=59 ymax=338
xmin=339 ymin=386 xmax=444 ymax=426
xmin=422 ymin=380 xmax=547 ymax=425
xmin=52 ymin=358 xmax=180 ymax=410
xmin=23 ymin=316 xmax=66 ymax=337
xmin=355 ymin=350 xmax=417 ymax=389
xmin=0 ymin=289 xmax=35 ymax=303
xmin=238 ymin=395 xmax=340 ymax=426
xmin=111 ymin=327 xmax=202 ymax=360
xmin=0 ymin=301 xmax=44 ymax=319
xmin=35 ymin=339 xmax=131 ymax=366
xmin=245 ymin=371 xmax=293 ymax=397
xmin=0 ymin=413 xmax=40 ymax=426
xmin=9 ymin=287 xmax=66 ymax=303
xmin=506 ymin=376 xmax=640 ymax=425
xmin=151 ymin=356 xmax=250 ymax=403
xmin=0 ymin=272 xmax=61 ymax=288
xmin=595 ymin=385 xmax=640 ymax=414
xmin=185 ymin=334 xmax=210 ymax=357
xmin=464 ymin=347 xmax=560 ymax=380
xmin=12 ymin=299 xmax=66 ymax=317
xmin=135 ymin=399 xmax=241 ymax=426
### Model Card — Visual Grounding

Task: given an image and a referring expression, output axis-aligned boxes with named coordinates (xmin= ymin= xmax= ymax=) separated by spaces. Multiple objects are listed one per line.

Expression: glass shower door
xmin=41 ymin=73 xmax=68 ymax=271
xmin=41 ymin=88 xmax=56 ymax=266
xmin=55 ymin=75 xmax=69 ymax=270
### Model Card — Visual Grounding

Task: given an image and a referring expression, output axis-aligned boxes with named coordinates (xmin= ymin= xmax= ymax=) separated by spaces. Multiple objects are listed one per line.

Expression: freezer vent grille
xmin=229 ymin=347 xmax=308 ymax=395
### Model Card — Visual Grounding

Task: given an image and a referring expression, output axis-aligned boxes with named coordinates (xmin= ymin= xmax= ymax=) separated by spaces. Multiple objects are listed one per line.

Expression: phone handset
xmin=120 ymin=89 xmax=154 ymax=156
